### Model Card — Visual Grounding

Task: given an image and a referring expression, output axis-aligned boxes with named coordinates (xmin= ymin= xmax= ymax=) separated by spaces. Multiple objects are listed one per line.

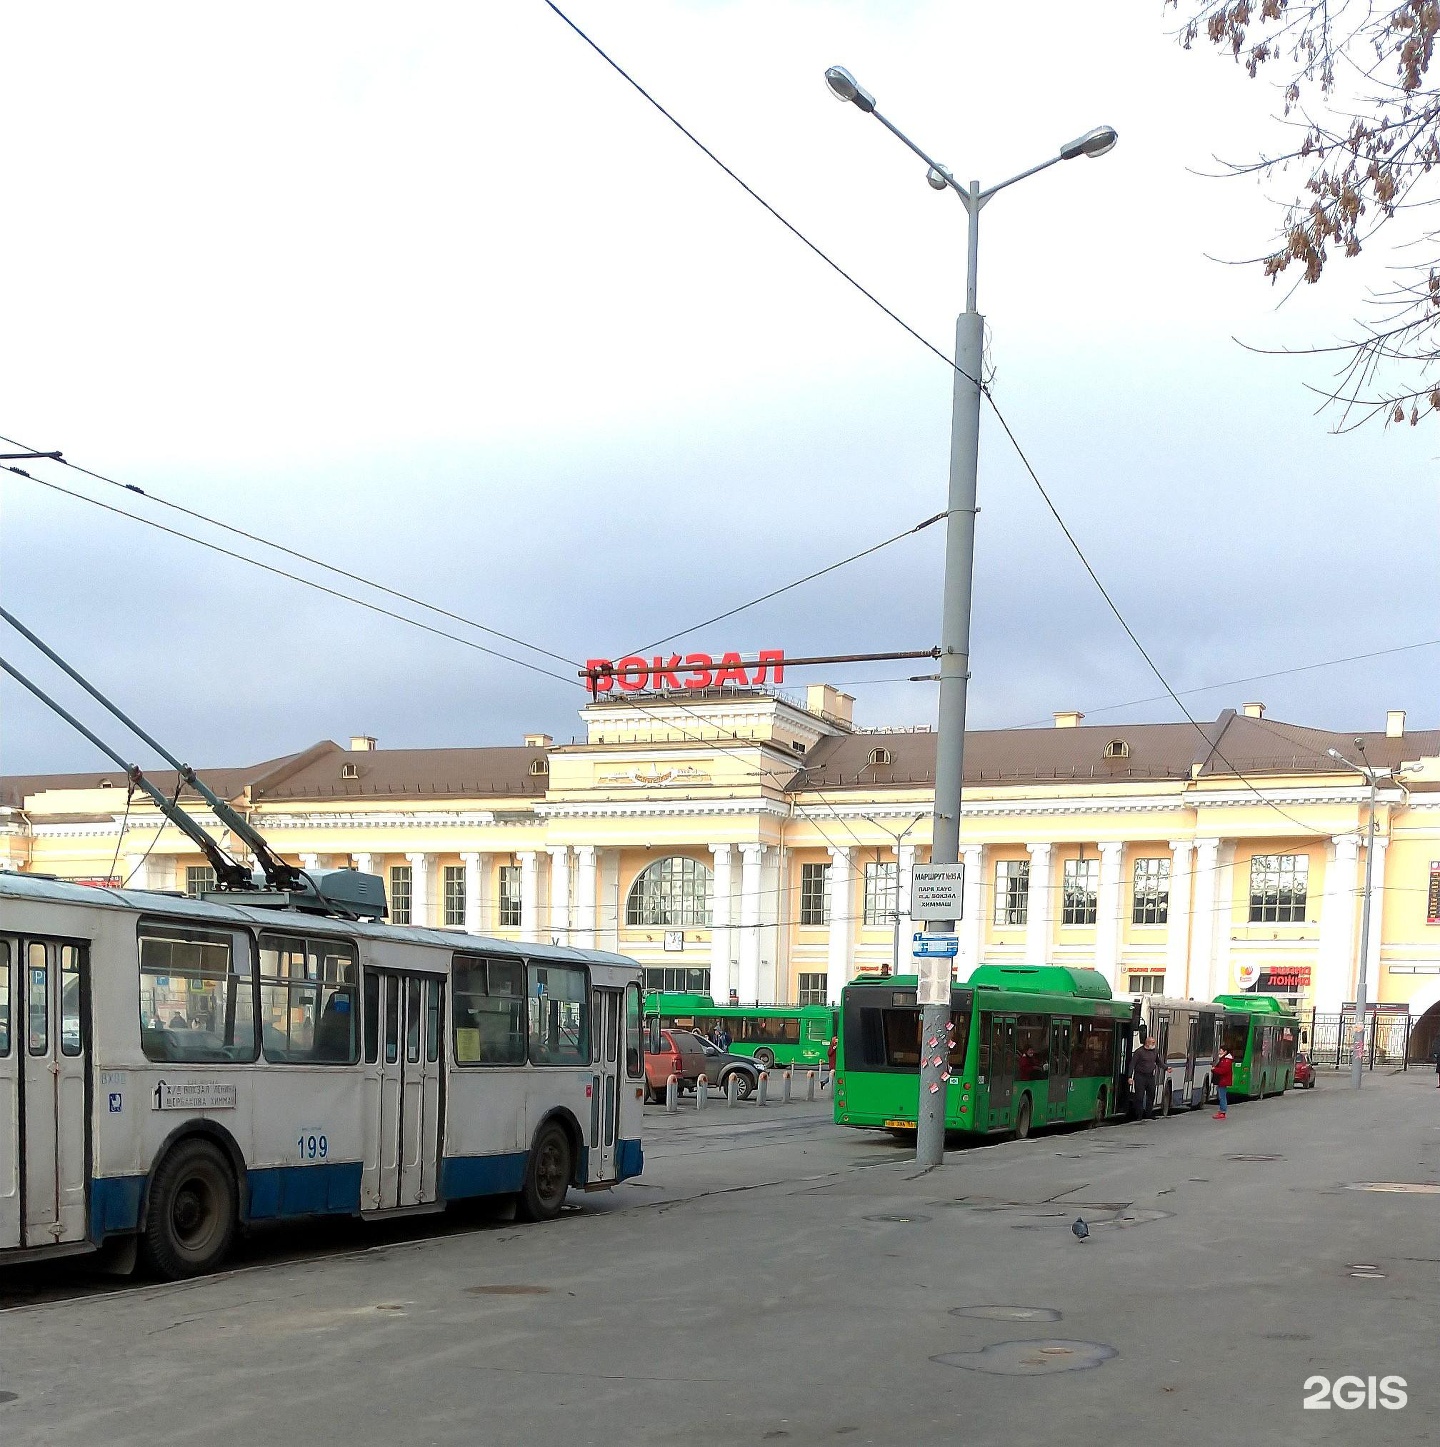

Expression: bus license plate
xmin=884 ymin=1118 xmax=915 ymax=1130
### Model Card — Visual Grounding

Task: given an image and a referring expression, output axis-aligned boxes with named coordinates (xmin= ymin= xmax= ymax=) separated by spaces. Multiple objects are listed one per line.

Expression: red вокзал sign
xmin=585 ymin=650 xmax=785 ymax=694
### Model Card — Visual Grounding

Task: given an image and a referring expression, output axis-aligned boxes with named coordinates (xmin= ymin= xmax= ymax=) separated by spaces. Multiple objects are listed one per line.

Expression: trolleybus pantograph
xmin=1 ymin=875 xmax=645 ymax=1279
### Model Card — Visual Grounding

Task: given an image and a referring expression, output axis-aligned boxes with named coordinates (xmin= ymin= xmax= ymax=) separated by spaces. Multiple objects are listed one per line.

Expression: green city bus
xmin=643 ymin=993 xmax=837 ymax=1068
xmin=1212 ymin=994 xmax=1300 ymax=1098
xmin=835 ymin=965 xmax=1136 ymax=1139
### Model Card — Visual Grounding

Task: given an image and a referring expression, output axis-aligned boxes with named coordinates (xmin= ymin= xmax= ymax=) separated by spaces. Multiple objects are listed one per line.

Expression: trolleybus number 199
xmin=297 ymin=1132 xmax=329 ymax=1160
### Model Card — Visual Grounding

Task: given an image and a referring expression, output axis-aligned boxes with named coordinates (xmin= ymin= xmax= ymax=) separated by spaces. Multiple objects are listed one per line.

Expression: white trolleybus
xmin=1 ymin=872 xmax=645 ymax=1278
xmin=1131 ymin=994 xmax=1225 ymax=1113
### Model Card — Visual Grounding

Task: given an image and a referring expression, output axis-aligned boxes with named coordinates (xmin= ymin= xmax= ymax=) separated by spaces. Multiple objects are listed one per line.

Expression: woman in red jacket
xmin=1212 ymin=1047 xmax=1235 ymax=1119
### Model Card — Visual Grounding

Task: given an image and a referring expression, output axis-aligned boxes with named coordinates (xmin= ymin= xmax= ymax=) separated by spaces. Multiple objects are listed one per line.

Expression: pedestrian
xmin=1212 ymin=1044 xmax=1235 ymax=1119
xmin=1130 ymin=1035 xmax=1161 ymax=1120
xmin=715 ymin=1022 xmax=732 ymax=1053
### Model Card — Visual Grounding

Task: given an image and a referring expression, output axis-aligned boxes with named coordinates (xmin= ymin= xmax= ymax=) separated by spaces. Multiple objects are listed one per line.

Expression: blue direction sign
xmin=912 ymin=931 xmax=959 ymax=959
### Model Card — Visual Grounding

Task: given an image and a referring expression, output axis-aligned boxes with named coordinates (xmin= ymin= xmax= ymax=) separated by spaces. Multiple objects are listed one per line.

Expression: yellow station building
xmin=4 ymin=685 xmax=1438 ymax=1055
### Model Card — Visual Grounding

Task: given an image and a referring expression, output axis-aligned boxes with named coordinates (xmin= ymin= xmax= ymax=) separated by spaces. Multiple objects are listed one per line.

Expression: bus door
xmin=987 ymin=1016 xmax=1016 ymax=1129
xmin=364 ymin=971 xmax=443 ymax=1212
xmin=590 ymin=987 xmax=623 ymax=1182
xmin=1047 ymin=1019 xmax=1071 ymax=1122
xmin=2 ymin=939 xmax=89 ymax=1249
xmin=1184 ymin=1016 xmax=1200 ymax=1104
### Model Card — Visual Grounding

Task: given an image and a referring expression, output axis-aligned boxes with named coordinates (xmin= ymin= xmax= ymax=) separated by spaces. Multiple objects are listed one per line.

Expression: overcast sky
xmin=3 ymin=1 xmax=1437 ymax=777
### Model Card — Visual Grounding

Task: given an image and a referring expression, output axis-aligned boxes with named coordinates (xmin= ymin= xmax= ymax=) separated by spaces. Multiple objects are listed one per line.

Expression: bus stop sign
xmin=911 ymin=864 xmax=964 ymax=918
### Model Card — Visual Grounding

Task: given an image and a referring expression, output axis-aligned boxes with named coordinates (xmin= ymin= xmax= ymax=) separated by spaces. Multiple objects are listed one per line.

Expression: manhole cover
xmin=1345 ymin=1182 xmax=1440 ymax=1194
xmin=466 ymin=1284 xmax=553 ymax=1295
xmin=863 ymin=1213 xmax=931 ymax=1224
xmin=931 ymin=1340 xmax=1117 ymax=1375
xmin=1227 ymin=1154 xmax=1282 ymax=1162
xmin=949 ymin=1305 xmax=1061 ymax=1322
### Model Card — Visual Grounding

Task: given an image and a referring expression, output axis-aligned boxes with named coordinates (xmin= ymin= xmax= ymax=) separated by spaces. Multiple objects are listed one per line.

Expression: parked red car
xmin=1293 ymin=1052 xmax=1316 ymax=1089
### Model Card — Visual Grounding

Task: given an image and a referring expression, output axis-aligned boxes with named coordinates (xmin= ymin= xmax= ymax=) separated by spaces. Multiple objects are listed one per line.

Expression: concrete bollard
xmin=756 ymin=1070 xmax=769 ymax=1106
xmin=726 ymin=1073 xmax=740 ymax=1107
xmin=696 ymin=1073 xmax=708 ymax=1110
xmin=782 ymin=1068 xmax=793 ymax=1104
xmin=665 ymin=1074 xmax=679 ymax=1113
xmin=806 ymin=1069 xmax=817 ymax=1102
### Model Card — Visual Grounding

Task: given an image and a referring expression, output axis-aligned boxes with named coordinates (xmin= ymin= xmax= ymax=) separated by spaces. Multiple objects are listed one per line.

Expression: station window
xmin=452 ymin=955 xmax=526 ymax=1064
xmin=1132 ymin=858 xmax=1171 ymax=925
xmin=390 ymin=865 xmax=412 ymax=926
xmin=444 ymin=865 xmax=466 ymax=927
xmin=799 ymin=863 xmax=830 ymax=926
xmin=797 ymin=972 xmax=828 ymax=1006
xmin=1128 ymin=973 xmax=1164 ymax=995
xmin=1248 ymin=854 xmax=1309 ymax=923
xmin=185 ymin=865 xmax=216 ymax=898
xmin=643 ymin=967 xmax=711 ymax=994
xmin=1062 ymin=858 xmax=1098 ymax=926
xmin=863 ymin=861 xmax=898 ymax=926
xmin=528 ymin=963 xmax=589 ymax=1066
xmin=994 ymin=860 xmax=1030 ymax=926
xmin=138 ymin=922 xmax=258 ymax=1063
xmin=257 ymin=932 xmax=358 ymax=1064
xmin=497 ymin=865 xmax=522 ymax=929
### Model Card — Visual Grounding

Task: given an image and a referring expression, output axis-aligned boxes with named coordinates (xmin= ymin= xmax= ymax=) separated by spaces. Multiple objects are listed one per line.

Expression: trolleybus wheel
xmin=1161 ymin=1083 xmax=1172 ymax=1118
xmin=1013 ymin=1095 xmax=1033 ymax=1141
xmin=517 ymin=1121 xmax=573 ymax=1222
xmin=141 ymin=1138 xmax=238 ymax=1280
xmin=754 ymin=1048 xmax=776 ymax=1070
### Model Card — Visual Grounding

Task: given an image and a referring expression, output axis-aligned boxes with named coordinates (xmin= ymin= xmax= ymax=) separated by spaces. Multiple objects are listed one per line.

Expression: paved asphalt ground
xmin=2 ymin=1071 xmax=1436 ymax=1446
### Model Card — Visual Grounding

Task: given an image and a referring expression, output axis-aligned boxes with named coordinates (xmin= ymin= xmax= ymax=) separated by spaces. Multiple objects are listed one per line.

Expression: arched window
xmin=1104 ymin=739 xmax=1130 ymax=759
xmin=626 ymin=856 xmax=713 ymax=928
xmin=867 ymin=746 xmax=893 ymax=767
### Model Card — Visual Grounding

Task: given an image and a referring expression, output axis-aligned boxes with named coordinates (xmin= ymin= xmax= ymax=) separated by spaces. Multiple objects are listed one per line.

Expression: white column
xmin=1165 ymin=842 xmax=1194 ymax=993
xmin=738 ymin=844 xmax=764 ymax=1004
xmin=574 ymin=846 xmax=597 ymax=949
xmin=1094 ymin=842 xmax=1125 ymax=988
xmin=1212 ymin=842 xmax=1236 ymax=997
xmin=598 ymin=850 xmax=621 ymax=951
xmin=518 ymin=850 xmax=539 ymax=943
xmin=825 ymin=846 xmax=854 ymax=1006
xmin=461 ymin=852 xmax=482 ymax=934
xmin=759 ymin=847 xmax=782 ymax=1004
xmin=406 ymin=852 xmax=432 ymax=928
xmin=126 ymin=851 xmax=169 ymax=890
xmin=709 ymin=844 xmax=733 ymax=1004
xmin=894 ymin=843 xmax=916 ymax=975
xmin=1188 ymin=839 xmax=1219 ymax=998
xmin=547 ymin=846 xmax=571 ymax=945
xmin=300 ymin=853 xmax=322 ymax=873
xmin=1316 ymin=835 xmax=1359 ymax=1011
xmin=1362 ymin=835 xmax=1388 ymax=997
xmin=956 ymin=844 xmax=985 ymax=982
xmin=1025 ymin=843 xmax=1053 ymax=964
xmin=352 ymin=852 xmax=375 ymax=877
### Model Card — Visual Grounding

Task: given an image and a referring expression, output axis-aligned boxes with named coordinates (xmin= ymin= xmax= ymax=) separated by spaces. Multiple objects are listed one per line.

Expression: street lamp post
xmin=1327 ymin=743 xmax=1393 ymax=1089
xmin=824 ymin=66 xmax=1116 ymax=1166
xmin=862 ymin=813 xmax=927 ymax=974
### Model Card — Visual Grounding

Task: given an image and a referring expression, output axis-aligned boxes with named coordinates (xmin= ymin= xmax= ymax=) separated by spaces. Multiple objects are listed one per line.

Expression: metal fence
xmin=1306 ymin=1011 xmax=1412 ymax=1070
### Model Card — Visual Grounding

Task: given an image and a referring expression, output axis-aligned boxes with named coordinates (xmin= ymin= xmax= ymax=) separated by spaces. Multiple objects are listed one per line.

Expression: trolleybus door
xmin=6 ymin=939 xmax=89 ymax=1248
xmin=365 ymin=971 xmax=443 ymax=1212
xmin=590 ymin=987 xmax=623 ymax=1182
xmin=1047 ymin=1019 xmax=1072 ymax=1123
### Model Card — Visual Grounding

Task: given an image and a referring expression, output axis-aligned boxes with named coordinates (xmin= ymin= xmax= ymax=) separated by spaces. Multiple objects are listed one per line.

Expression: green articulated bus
xmin=1212 ymin=994 xmax=1300 ymax=1099
xmin=835 ymin=965 xmax=1137 ymax=1139
xmin=643 ymin=993 xmax=837 ymax=1069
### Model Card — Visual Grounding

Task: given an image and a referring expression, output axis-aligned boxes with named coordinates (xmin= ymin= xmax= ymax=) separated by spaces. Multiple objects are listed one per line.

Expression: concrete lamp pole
xmin=1327 ymin=743 xmax=1404 ymax=1089
xmin=824 ymin=65 xmax=1117 ymax=1167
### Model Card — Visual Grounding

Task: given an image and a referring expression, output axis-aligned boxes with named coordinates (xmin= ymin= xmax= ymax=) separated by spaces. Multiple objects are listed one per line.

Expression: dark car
xmin=1293 ymin=1052 xmax=1316 ymax=1089
xmin=643 ymin=1028 xmax=760 ymax=1102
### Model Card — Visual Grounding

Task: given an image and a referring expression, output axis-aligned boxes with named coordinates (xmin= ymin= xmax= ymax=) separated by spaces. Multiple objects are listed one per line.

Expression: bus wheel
xmin=1161 ymin=1083 xmax=1172 ymax=1118
xmin=754 ymin=1048 xmax=776 ymax=1070
xmin=1013 ymin=1096 xmax=1033 ymax=1141
xmin=517 ymin=1121 xmax=572 ymax=1222
xmin=141 ymin=1139 xmax=237 ymax=1280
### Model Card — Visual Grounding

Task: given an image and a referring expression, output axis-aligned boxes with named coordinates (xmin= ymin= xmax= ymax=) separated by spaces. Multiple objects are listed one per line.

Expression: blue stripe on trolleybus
xmin=440 ymin=1151 xmax=529 ymax=1200
xmin=616 ymin=1138 xmax=643 ymax=1181
xmin=247 ymin=1162 xmax=363 ymax=1219
xmin=90 ymin=1175 xmax=146 ymax=1236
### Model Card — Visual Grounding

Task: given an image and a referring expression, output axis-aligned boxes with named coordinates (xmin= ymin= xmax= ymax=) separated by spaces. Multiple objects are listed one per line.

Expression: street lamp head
xmin=1326 ymin=748 xmax=1344 ymax=761
xmin=925 ymin=164 xmax=953 ymax=191
xmin=824 ymin=65 xmax=875 ymax=113
xmin=1059 ymin=124 xmax=1118 ymax=161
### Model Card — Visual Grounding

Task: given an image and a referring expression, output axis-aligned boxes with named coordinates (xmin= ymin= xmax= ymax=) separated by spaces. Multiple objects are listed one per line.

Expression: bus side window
xmin=385 ymin=977 xmax=399 ymax=1064
xmin=364 ymin=973 xmax=379 ymax=1064
xmin=625 ymin=985 xmax=643 ymax=1077
xmin=0 ymin=940 xmax=10 ymax=1057
xmin=60 ymin=944 xmax=83 ymax=1057
xmin=28 ymin=942 xmax=48 ymax=1054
